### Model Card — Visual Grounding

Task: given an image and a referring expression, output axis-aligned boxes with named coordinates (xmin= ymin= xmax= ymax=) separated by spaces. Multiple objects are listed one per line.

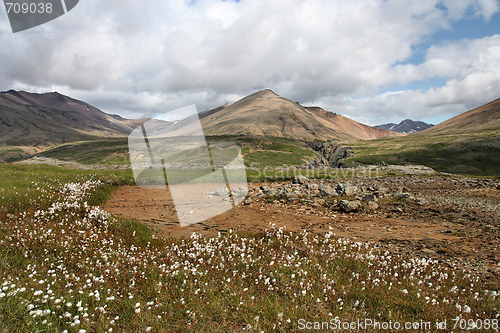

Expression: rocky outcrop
xmin=305 ymin=142 xmax=351 ymax=168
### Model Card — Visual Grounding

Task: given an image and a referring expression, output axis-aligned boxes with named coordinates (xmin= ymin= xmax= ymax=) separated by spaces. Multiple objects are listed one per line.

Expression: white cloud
xmin=0 ymin=0 xmax=498 ymax=124
xmin=330 ymin=34 xmax=500 ymax=124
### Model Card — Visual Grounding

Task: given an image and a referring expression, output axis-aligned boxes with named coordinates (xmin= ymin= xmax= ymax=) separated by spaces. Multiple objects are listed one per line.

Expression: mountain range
xmin=1 ymin=89 xmax=499 ymax=174
xmin=0 ymin=89 xmax=400 ymax=148
xmin=375 ymin=119 xmax=434 ymax=134
xmin=199 ymin=89 xmax=401 ymax=141
xmin=0 ymin=90 xmax=145 ymax=146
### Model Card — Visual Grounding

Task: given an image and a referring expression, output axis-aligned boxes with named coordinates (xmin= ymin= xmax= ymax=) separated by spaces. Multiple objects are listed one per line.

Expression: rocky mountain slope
xmin=420 ymin=98 xmax=500 ymax=135
xmin=0 ymin=90 xmax=146 ymax=146
xmin=200 ymin=89 xmax=402 ymax=141
xmin=375 ymin=119 xmax=433 ymax=134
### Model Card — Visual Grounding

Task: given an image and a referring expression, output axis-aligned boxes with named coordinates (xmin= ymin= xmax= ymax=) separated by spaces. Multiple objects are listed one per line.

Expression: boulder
xmin=394 ymin=192 xmax=415 ymax=200
xmin=367 ymin=202 xmax=379 ymax=210
xmin=259 ymin=186 xmax=276 ymax=196
xmin=362 ymin=194 xmax=377 ymax=202
xmin=339 ymin=200 xmax=362 ymax=213
xmin=320 ymin=185 xmax=336 ymax=196
xmin=414 ymin=197 xmax=429 ymax=206
xmin=292 ymin=175 xmax=309 ymax=185
xmin=335 ymin=183 xmax=345 ymax=195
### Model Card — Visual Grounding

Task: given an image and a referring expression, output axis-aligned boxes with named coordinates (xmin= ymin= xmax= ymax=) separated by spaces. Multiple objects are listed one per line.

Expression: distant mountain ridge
xmin=200 ymin=89 xmax=402 ymax=141
xmin=0 ymin=90 xmax=147 ymax=146
xmin=375 ymin=119 xmax=433 ymax=134
xmin=0 ymin=89 xmax=400 ymax=148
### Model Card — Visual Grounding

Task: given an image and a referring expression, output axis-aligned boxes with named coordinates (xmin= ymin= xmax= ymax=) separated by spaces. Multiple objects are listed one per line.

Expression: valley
xmin=0 ymin=89 xmax=499 ymax=331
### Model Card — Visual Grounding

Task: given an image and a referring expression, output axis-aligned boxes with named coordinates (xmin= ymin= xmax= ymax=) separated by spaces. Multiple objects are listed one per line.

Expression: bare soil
xmin=104 ymin=176 xmax=500 ymax=286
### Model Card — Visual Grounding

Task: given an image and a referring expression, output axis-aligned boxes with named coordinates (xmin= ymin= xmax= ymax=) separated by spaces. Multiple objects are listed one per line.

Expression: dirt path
xmin=104 ymin=177 xmax=500 ymax=286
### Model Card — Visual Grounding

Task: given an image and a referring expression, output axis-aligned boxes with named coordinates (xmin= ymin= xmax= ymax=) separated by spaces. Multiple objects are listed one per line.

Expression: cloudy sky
xmin=0 ymin=0 xmax=499 ymax=125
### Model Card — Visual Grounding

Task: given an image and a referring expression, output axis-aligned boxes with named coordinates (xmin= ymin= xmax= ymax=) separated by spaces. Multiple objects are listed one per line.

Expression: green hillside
xmin=345 ymin=129 xmax=500 ymax=176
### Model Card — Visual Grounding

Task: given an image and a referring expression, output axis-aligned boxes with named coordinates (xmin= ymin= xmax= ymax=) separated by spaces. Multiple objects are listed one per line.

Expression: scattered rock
xmin=391 ymin=206 xmax=404 ymax=213
xmin=414 ymin=197 xmax=429 ymax=206
xmin=212 ymin=187 xmax=229 ymax=197
xmin=319 ymin=186 xmax=335 ymax=196
xmin=394 ymin=192 xmax=415 ymax=200
xmin=292 ymin=175 xmax=309 ymax=184
xmin=367 ymin=202 xmax=379 ymax=210
xmin=345 ymin=185 xmax=358 ymax=196
xmin=243 ymin=197 xmax=253 ymax=205
xmin=362 ymin=194 xmax=377 ymax=202
xmin=338 ymin=200 xmax=362 ymax=213
xmin=335 ymin=183 xmax=346 ymax=196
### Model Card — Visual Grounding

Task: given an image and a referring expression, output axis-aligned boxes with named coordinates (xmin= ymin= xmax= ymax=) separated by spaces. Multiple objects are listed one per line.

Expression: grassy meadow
xmin=344 ymin=130 xmax=500 ymax=176
xmin=0 ymin=163 xmax=498 ymax=332
xmin=37 ymin=136 xmax=317 ymax=169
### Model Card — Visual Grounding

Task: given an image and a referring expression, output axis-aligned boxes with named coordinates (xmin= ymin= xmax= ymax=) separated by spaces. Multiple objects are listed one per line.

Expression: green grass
xmin=345 ymin=132 xmax=500 ymax=176
xmin=0 ymin=164 xmax=498 ymax=332
xmin=239 ymin=138 xmax=316 ymax=168
xmin=37 ymin=136 xmax=318 ymax=170
xmin=0 ymin=163 xmax=133 ymax=214
xmin=0 ymin=146 xmax=35 ymax=163
xmin=39 ymin=138 xmax=131 ymax=165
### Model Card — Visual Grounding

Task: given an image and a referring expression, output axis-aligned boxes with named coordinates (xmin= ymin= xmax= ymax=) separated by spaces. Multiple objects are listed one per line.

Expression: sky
xmin=0 ymin=0 xmax=499 ymax=126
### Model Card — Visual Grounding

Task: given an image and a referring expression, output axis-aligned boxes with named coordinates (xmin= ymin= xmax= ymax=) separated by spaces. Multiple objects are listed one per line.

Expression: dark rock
xmin=336 ymin=183 xmax=345 ymax=195
xmin=339 ymin=200 xmax=362 ymax=213
xmin=362 ymin=194 xmax=377 ymax=202
xmin=306 ymin=142 xmax=352 ymax=168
